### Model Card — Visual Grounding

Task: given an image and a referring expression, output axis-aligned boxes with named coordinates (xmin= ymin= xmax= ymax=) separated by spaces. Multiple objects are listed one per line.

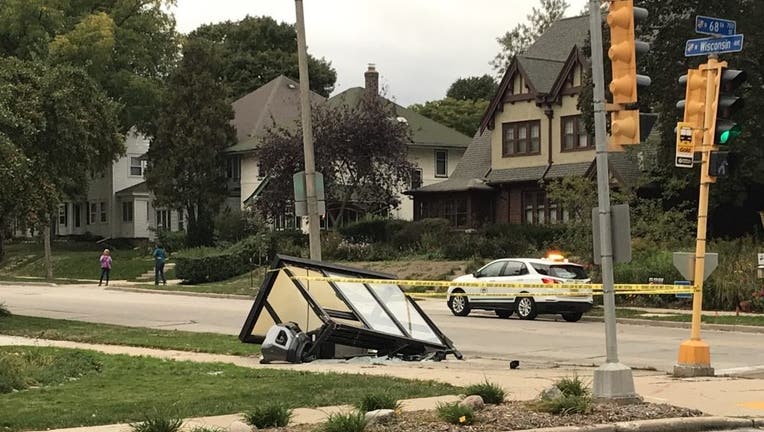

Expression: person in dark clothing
xmin=153 ymin=244 xmax=167 ymax=285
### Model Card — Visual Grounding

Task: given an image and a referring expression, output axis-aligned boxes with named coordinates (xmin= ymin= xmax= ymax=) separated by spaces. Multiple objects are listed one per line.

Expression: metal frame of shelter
xmin=239 ymin=255 xmax=462 ymax=361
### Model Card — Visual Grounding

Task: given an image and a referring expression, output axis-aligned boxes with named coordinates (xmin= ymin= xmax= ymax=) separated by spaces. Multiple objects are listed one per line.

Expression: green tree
xmin=409 ymin=97 xmax=488 ymax=137
xmin=637 ymin=0 xmax=764 ymax=237
xmin=189 ymin=15 xmax=336 ymax=100
xmin=145 ymin=39 xmax=236 ymax=247
xmin=490 ymin=0 xmax=569 ymax=76
xmin=0 ymin=57 xmax=123 ymax=269
xmin=0 ymin=0 xmax=179 ymax=132
xmin=447 ymin=75 xmax=497 ymax=100
xmin=258 ymin=97 xmax=415 ymax=227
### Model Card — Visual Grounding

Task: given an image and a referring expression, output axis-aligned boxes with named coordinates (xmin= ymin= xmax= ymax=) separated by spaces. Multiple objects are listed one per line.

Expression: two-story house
xmin=328 ymin=65 xmax=470 ymax=221
xmin=52 ymin=129 xmax=183 ymax=240
xmin=409 ymin=15 xmax=641 ymax=227
xmin=226 ymin=66 xmax=471 ymax=224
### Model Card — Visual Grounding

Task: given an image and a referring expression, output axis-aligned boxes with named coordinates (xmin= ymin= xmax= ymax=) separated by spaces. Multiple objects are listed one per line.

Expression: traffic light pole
xmin=588 ymin=0 xmax=638 ymax=401
xmin=674 ymin=56 xmax=723 ymax=377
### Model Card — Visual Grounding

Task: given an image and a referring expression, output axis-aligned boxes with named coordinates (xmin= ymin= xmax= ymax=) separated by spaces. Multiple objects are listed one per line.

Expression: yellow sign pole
xmin=675 ymin=57 xmax=726 ymax=377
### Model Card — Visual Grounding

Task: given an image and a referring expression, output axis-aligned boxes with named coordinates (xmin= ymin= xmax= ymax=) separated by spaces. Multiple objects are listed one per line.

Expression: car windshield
xmin=532 ymin=263 xmax=588 ymax=280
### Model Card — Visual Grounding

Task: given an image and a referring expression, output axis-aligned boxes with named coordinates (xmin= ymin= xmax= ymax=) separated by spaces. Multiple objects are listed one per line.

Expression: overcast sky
xmin=171 ymin=0 xmax=589 ymax=106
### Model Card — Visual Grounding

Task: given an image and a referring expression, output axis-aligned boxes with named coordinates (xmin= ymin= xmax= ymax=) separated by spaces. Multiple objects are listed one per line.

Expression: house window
xmin=420 ymin=198 xmax=468 ymax=227
xmin=156 ymin=210 xmax=170 ymax=230
xmin=502 ymin=121 xmax=541 ymax=157
xmin=122 ymin=201 xmax=134 ymax=222
xmin=89 ymin=202 xmax=97 ymax=224
xmin=130 ymin=157 xmax=144 ymax=177
xmin=74 ymin=203 xmax=81 ymax=228
xmin=561 ymin=115 xmax=590 ymax=151
xmin=522 ymin=190 xmax=565 ymax=225
xmin=410 ymin=168 xmax=423 ymax=189
xmin=257 ymin=160 xmax=265 ymax=179
xmin=58 ymin=204 xmax=68 ymax=226
xmin=177 ymin=209 xmax=184 ymax=231
xmin=226 ymin=156 xmax=241 ymax=180
xmin=100 ymin=202 xmax=107 ymax=223
xmin=435 ymin=150 xmax=447 ymax=177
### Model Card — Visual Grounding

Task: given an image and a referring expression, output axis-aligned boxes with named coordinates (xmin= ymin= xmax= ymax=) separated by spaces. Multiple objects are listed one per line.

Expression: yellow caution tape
xmin=289 ymin=275 xmax=696 ymax=297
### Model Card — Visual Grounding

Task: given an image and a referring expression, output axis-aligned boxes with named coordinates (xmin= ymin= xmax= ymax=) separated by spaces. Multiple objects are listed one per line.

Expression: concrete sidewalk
xmin=2 ymin=335 xmax=764 ymax=423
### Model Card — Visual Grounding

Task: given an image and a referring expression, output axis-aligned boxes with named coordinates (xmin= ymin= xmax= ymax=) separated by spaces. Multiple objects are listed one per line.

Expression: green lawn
xmin=0 ymin=315 xmax=259 ymax=356
xmin=149 ymin=272 xmax=262 ymax=296
xmin=586 ymin=307 xmax=764 ymax=326
xmin=0 ymin=346 xmax=460 ymax=432
xmin=1 ymin=241 xmax=159 ymax=281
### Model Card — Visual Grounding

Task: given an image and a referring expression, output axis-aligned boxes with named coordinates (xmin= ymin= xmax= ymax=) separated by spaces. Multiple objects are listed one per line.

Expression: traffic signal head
xmin=607 ymin=0 xmax=650 ymax=104
xmin=677 ymin=68 xmax=706 ymax=147
xmin=708 ymin=151 xmax=729 ymax=178
xmin=712 ymin=68 xmax=747 ymax=146
xmin=609 ymin=109 xmax=640 ymax=151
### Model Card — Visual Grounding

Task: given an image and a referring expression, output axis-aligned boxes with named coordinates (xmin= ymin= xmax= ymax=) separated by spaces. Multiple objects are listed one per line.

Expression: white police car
xmin=446 ymin=255 xmax=592 ymax=321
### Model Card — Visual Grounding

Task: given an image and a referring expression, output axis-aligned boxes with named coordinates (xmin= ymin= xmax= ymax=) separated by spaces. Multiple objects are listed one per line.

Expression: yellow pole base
xmin=674 ymin=339 xmax=714 ymax=377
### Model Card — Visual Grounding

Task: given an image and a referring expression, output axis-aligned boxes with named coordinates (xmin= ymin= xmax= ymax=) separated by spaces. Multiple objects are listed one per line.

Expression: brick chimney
xmin=364 ymin=64 xmax=379 ymax=97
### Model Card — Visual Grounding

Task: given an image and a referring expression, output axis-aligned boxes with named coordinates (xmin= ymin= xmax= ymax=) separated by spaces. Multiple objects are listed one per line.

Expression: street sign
xmin=672 ymin=252 xmax=718 ymax=282
xmin=685 ymin=34 xmax=744 ymax=56
xmin=675 ymin=122 xmax=694 ymax=168
xmin=758 ymin=253 xmax=764 ymax=266
xmin=695 ymin=16 xmax=736 ymax=36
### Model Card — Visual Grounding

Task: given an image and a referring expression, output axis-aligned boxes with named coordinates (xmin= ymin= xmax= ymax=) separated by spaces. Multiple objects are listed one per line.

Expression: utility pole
xmin=588 ymin=0 xmax=637 ymax=401
xmin=294 ymin=0 xmax=321 ymax=260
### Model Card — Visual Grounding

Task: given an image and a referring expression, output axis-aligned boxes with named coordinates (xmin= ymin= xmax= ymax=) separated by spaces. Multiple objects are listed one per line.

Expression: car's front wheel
xmin=515 ymin=296 xmax=538 ymax=320
xmin=562 ymin=312 xmax=583 ymax=322
xmin=448 ymin=289 xmax=471 ymax=316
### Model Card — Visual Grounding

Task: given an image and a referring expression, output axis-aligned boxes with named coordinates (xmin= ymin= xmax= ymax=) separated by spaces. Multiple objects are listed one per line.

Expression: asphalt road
xmin=2 ymin=283 xmax=764 ymax=373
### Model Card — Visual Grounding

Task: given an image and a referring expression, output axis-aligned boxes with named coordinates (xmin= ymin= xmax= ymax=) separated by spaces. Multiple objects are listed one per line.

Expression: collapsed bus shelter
xmin=239 ymin=255 xmax=462 ymax=363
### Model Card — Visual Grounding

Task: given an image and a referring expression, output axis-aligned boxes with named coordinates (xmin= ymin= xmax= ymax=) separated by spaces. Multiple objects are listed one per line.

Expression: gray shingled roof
xmin=226 ymin=75 xmax=325 ymax=154
xmin=607 ymin=151 xmax=643 ymax=187
xmin=517 ymin=56 xmax=566 ymax=95
xmin=525 ymin=15 xmax=590 ymax=62
xmin=408 ymin=130 xmax=492 ymax=193
xmin=544 ymin=161 xmax=592 ymax=179
xmin=329 ymin=88 xmax=470 ymax=149
xmin=488 ymin=165 xmax=548 ymax=184
xmin=518 ymin=14 xmax=590 ymax=95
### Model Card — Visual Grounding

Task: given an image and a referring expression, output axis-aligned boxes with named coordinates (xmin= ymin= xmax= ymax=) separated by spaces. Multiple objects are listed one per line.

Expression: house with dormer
xmin=409 ymin=15 xmax=642 ymax=227
xmin=228 ymin=67 xmax=470 ymax=225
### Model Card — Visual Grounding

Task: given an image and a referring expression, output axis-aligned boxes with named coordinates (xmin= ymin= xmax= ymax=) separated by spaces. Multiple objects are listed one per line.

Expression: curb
xmin=104 ymin=286 xmax=253 ymax=300
xmin=512 ymin=416 xmax=763 ymax=432
xmin=581 ymin=316 xmax=764 ymax=334
xmin=0 ymin=280 xmax=58 ymax=287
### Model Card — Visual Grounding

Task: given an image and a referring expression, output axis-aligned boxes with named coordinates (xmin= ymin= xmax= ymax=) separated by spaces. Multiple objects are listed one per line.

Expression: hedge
xmin=174 ymin=232 xmax=308 ymax=283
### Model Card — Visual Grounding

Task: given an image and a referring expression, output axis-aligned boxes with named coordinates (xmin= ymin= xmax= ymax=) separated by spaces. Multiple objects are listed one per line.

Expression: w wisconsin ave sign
xmin=685 ymin=34 xmax=744 ymax=56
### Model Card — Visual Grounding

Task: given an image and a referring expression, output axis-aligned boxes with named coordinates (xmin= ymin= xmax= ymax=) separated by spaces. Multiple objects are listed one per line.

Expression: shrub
xmin=391 ymin=218 xmax=450 ymax=250
xmin=188 ymin=427 xmax=224 ymax=432
xmin=536 ymin=393 xmax=593 ymax=415
xmin=241 ymin=403 xmax=293 ymax=428
xmin=0 ymin=302 xmax=10 ymax=317
xmin=535 ymin=375 xmax=592 ymax=415
xmin=0 ymin=353 xmax=29 ymax=393
xmin=436 ymin=401 xmax=475 ymax=425
xmin=555 ymin=376 xmax=590 ymax=398
xmin=320 ymin=411 xmax=367 ymax=432
xmin=465 ymin=380 xmax=506 ymax=404
xmin=355 ymin=391 xmax=402 ymax=412
xmin=339 ymin=217 xmax=398 ymax=243
xmin=130 ymin=414 xmax=183 ymax=432
xmin=214 ymin=209 xmax=250 ymax=243
xmin=156 ymin=230 xmax=187 ymax=254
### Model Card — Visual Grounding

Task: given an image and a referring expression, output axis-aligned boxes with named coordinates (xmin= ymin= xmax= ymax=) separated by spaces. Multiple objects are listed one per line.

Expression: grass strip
xmin=0 ymin=346 xmax=460 ymax=432
xmin=0 ymin=315 xmax=259 ymax=356
xmin=586 ymin=307 xmax=764 ymax=326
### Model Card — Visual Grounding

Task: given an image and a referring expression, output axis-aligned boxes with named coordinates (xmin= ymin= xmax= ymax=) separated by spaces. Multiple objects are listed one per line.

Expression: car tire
xmin=495 ymin=309 xmax=513 ymax=319
xmin=448 ymin=289 xmax=471 ymax=316
xmin=515 ymin=296 xmax=537 ymax=320
xmin=562 ymin=312 xmax=583 ymax=322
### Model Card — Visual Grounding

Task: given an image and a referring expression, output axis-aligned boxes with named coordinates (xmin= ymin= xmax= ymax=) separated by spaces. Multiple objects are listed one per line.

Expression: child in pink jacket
xmin=98 ymin=249 xmax=112 ymax=286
